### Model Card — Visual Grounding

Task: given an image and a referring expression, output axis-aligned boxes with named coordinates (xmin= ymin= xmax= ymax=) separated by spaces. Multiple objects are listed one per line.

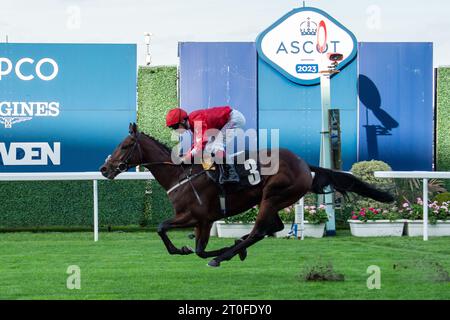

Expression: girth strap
xmin=206 ymin=171 xmax=227 ymax=217
xmin=166 ymin=170 xmax=206 ymax=206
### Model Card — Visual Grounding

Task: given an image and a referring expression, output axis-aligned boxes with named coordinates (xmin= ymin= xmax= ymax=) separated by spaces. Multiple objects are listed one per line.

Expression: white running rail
xmin=374 ymin=171 xmax=450 ymax=241
xmin=0 ymin=172 xmax=154 ymax=241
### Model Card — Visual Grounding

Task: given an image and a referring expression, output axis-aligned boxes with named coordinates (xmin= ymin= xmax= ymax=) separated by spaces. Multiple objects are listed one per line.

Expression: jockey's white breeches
xmin=209 ymin=109 xmax=246 ymax=155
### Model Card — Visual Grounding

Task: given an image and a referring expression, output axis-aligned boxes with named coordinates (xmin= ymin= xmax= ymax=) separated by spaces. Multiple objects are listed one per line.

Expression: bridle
xmin=114 ymin=133 xmax=145 ymax=173
xmin=105 ymin=132 xmax=205 ymax=205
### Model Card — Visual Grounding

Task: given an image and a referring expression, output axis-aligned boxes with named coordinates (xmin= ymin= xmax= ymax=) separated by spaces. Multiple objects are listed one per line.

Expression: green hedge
xmin=137 ymin=66 xmax=178 ymax=226
xmin=436 ymin=67 xmax=450 ymax=190
xmin=437 ymin=68 xmax=450 ymax=170
xmin=0 ymin=180 xmax=146 ymax=228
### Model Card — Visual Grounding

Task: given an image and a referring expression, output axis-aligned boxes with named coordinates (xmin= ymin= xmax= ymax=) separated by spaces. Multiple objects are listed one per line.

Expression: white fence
xmin=374 ymin=171 xmax=450 ymax=241
xmin=2 ymin=171 xmax=449 ymax=242
xmin=0 ymin=172 xmax=154 ymax=241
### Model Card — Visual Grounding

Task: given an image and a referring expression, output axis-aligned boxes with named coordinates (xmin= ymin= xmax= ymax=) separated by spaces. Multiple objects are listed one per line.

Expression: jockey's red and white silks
xmin=185 ymin=106 xmax=233 ymax=157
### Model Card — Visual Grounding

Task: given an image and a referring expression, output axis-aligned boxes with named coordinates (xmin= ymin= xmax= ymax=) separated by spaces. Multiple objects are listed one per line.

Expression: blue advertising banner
xmin=178 ymin=42 xmax=257 ymax=151
xmin=0 ymin=43 xmax=136 ymax=172
xmin=179 ymin=42 xmax=257 ymax=129
xmin=358 ymin=42 xmax=433 ymax=170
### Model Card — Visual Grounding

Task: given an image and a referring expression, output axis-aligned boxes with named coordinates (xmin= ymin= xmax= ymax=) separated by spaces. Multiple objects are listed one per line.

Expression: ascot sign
xmin=256 ymin=7 xmax=357 ymax=85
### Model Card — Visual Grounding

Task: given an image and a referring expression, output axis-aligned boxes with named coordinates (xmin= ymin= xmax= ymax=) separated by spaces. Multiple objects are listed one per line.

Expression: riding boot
xmin=219 ymin=164 xmax=240 ymax=184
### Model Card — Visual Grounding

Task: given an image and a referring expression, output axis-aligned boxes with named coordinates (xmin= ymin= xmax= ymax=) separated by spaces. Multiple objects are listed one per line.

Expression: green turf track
xmin=0 ymin=231 xmax=449 ymax=300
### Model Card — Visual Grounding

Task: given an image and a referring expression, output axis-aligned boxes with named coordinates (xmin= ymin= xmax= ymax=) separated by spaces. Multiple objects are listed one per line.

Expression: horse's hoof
xmin=234 ymin=239 xmax=247 ymax=261
xmin=181 ymin=246 xmax=194 ymax=255
xmin=238 ymin=249 xmax=247 ymax=261
xmin=207 ymin=259 xmax=221 ymax=268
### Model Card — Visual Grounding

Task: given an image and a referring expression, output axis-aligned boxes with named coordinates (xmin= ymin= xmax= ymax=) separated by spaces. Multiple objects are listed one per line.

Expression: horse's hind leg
xmin=157 ymin=213 xmax=197 ymax=255
xmin=195 ymin=222 xmax=226 ymax=258
xmin=207 ymin=201 xmax=282 ymax=267
xmin=194 ymin=222 xmax=247 ymax=259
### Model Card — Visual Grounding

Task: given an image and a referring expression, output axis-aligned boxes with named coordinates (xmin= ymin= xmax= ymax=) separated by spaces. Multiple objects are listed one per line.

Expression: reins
xmin=121 ymin=134 xmax=205 ymax=205
xmin=140 ymin=161 xmax=181 ymax=167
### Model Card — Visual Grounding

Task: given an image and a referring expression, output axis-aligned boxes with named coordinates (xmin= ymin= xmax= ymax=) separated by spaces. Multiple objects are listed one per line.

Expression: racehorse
xmin=100 ymin=123 xmax=394 ymax=267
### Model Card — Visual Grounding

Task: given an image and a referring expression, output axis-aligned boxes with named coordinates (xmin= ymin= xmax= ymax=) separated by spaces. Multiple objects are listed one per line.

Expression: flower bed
xmin=348 ymin=207 xmax=405 ymax=237
xmin=348 ymin=199 xmax=450 ymax=238
xmin=298 ymin=205 xmax=328 ymax=238
xmin=405 ymin=220 xmax=450 ymax=237
xmin=217 ymin=204 xmax=329 ymax=239
xmin=348 ymin=220 xmax=405 ymax=237
xmin=401 ymin=198 xmax=450 ymax=237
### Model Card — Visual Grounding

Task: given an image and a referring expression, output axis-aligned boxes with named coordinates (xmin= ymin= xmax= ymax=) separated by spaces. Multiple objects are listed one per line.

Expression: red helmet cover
xmin=166 ymin=108 xmax=188 ymax=127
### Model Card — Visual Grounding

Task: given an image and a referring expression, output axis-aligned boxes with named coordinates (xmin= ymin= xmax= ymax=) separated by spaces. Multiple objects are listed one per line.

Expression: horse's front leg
xmin=157 ymin=213 xmax=197 ymax=255
xmin=194 ymin=222 xmax=248 ymax=260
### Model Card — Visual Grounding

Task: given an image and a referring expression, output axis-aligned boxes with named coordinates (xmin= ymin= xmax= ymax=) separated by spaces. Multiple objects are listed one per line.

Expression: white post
xmin=423 ymin=178 xmax=428 ymax=241
xmin=93 ymin=179 xmax=99 ymax=242
xmin=300 ymin=198 xmax=305 ymax=240
xmin=295 ymin=198 xmax=305 ymax=240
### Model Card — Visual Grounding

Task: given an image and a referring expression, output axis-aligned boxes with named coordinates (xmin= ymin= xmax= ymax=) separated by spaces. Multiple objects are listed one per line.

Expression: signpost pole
xmin=320 ymin=71 xmax=336 ymax=236
xmin=255 ymin=8 xmax=357 ymax=236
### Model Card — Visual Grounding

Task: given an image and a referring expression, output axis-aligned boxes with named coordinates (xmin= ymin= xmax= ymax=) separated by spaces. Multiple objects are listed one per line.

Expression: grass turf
xmin=0 ymin=231 xmax=449 ymax=300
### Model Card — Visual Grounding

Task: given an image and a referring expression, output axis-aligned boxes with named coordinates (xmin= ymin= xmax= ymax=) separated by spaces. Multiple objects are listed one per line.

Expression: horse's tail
xmin=308 ymin=165 xmax=394 ymax=203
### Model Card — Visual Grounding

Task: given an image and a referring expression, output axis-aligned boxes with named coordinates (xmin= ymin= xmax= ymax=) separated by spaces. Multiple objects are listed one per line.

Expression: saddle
xmin=202 ymin=152 xmax=262 ymax=216
xmin=203 ymin=152 xmax=262 ymax=189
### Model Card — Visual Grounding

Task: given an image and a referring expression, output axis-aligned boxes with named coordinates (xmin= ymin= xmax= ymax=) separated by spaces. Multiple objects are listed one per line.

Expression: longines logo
xmin=0 ymin=101 xmax=60 ymax=128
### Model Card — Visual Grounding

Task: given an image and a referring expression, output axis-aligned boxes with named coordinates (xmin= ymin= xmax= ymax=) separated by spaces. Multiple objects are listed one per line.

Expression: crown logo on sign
xmin=300 ymin=18 xmax=317 ymax=36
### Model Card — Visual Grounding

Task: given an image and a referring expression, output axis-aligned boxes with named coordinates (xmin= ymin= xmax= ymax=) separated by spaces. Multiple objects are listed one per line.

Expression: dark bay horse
xmin=100 ymin=123 xmax=394 ymax=267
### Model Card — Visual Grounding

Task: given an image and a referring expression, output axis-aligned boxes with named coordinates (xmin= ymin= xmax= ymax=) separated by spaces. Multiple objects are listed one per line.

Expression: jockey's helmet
xmin=166 ymin=108 xmax=188 ymax=128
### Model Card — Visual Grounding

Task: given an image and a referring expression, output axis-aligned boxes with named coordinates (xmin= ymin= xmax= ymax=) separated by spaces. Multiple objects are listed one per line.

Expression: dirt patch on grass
xmin=429 ymin=261 xmax=450 ymax=282
xmin=300 ymin=262 xmax=345 ymax=282
xmin=393 ymin=260 xmax=450 ymax=282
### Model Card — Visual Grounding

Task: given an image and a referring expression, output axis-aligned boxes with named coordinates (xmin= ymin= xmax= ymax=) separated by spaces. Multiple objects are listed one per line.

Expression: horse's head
xmin=100 ymin=123 xmax=143 ymax=180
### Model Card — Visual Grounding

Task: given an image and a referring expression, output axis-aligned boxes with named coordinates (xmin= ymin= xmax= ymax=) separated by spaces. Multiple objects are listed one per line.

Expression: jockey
xmin=165 ymin=106 xmax=246 ymax=184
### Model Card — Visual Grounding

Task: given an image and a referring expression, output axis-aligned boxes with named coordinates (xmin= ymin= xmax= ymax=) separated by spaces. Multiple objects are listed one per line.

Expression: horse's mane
xmin=140 ymin=132 xmax=172 ymax=155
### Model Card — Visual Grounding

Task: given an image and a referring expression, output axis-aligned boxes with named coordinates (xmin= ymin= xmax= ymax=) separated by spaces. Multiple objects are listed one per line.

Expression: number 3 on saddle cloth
xmin=202 ymin=151 xmax=262 ymax=216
